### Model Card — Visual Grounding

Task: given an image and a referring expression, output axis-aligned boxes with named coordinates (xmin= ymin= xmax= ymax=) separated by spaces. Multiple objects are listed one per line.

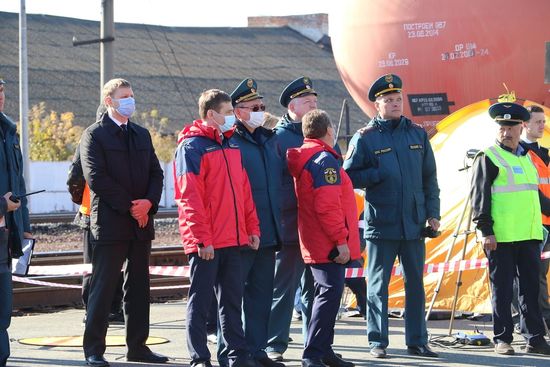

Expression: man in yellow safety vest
xmin=470 ymin=102 xmax=550 ymax=356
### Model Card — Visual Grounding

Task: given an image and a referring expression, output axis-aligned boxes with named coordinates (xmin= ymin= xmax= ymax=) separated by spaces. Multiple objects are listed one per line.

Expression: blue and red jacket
xmin=287 ymin=138 xmax=361 ymax=264
xmin=174 ymin=120 xmax=260 ymax=254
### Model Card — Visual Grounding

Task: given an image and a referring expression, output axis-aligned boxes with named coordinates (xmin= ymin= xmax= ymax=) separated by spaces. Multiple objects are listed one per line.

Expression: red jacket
xmin=287 ymin=138 xmax=361 ymax=264
xmin=174 ymin=120 xmax=260 ymax=254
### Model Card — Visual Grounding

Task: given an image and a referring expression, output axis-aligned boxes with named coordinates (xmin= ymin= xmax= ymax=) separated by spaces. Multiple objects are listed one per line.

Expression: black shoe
xmin=369 ymin=347 xmax=386 ymax=358
xmin=257 ymin=356 xmax=286 ymax=367
xmin=302 ymin=358 xmax=326 ymax=367
xmin=407 ymin=345 xmax=438 ymax=358
xmin=192 ymin=361 xmax=213 ymax=367
xmin=85 ymin=355 xmax=110 ymax=367
xmin=108 ymin=310 xmax=124 ymax=326
xmin=322 ymin=354 xmax=354 ymax=367
xmin=232 ymin=356 xmax=256 ymax=367
xmin=126 ymin=351 xmax=169 ymax=363
xmin=525 ymin=343 xmax=550 ymax=355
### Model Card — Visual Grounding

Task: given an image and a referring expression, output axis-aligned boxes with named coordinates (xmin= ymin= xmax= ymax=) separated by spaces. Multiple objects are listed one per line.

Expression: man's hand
xmin=334 ymin=244 xmax=351 ymax=264
xmin=198 ymin=245 xmax=215 ymax=260
xmin=23 ymin=232 xmax=33 ymax=239
xmin=4 ymin=192 xmax=21 ymax=212
xmin=481 ymin=235 xmax=497 ymax=251
xmin=130 ymin=199 xmax=152 ymax=228
xmin=428 ymin=218 xmax=440 ymax=231
xmin=248 ymin=235 xmax=260 ymax=250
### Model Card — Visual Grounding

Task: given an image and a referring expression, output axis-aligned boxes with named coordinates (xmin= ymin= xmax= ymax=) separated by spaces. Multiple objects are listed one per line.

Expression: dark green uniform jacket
xmin=343 ymin=116 xmax=440 ymax=240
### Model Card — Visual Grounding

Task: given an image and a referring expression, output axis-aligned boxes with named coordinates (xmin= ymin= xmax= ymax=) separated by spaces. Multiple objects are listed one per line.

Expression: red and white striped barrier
xmin=343 ymin=250 xmax=550 ymax=278
xmin=13 ymin=251 xmax=550 ymax=286
xmin=12 ymin=275 xmax=190 ymax=290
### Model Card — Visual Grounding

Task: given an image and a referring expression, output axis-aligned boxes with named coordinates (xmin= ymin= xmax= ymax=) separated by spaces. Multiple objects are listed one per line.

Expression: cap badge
xmin=385 ymin=74 xmax=393 ymax=83
xmin=504 ymin=114 xmax=511 ymax=119
xmin=246 ymin=79 xmax=254 ymax=88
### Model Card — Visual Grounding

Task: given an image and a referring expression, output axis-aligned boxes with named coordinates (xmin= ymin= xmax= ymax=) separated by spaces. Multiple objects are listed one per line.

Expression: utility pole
xmin=19 ymin=0 xmax=30 ymax=192
xmin=73 ymin=0 xmax=115 ymax=100
xmin=100 ymin=0 xmax=114 ymax=92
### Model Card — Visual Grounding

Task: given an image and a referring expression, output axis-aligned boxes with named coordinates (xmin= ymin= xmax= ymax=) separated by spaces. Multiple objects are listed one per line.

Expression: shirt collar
xmin=107 ymin=110 xmax=126 ymax=127
xmin=496 ymin=140 xmax=527 ymax=157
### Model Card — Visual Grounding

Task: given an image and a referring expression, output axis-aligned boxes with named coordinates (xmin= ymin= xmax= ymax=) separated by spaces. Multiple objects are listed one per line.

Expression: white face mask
xmin=246 ymin=111 xmax=265 ymax=129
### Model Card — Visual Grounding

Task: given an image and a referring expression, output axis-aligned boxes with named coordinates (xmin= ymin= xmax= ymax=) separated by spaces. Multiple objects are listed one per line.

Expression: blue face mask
xmin=115 ymin=97 xmax=136 ymax=118
xmin=220 ymin=114 xmax=236 ymax=133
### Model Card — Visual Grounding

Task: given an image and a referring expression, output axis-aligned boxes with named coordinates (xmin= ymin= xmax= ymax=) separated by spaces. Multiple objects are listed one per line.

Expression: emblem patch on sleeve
xmin=324 ymin=168 xmax=338 ymax=184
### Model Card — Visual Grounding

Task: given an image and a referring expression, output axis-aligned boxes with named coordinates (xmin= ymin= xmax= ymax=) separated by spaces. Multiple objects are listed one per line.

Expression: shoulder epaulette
xmin=358 ymin=125 xmax=376 ymax=136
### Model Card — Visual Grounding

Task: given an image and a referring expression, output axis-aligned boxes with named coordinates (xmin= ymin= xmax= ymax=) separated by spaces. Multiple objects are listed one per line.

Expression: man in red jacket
xmin=287 ymin=109 xmax=361 ymax=367
xmin=174 ymin=89 xmax=261 ymax=367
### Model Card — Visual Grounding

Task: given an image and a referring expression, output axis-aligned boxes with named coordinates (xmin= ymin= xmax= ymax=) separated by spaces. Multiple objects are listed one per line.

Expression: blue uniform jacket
xmin=343 ymin=116 xmax=440 ymax=240
xmin=231 ymin=121 xmax=283 ymax=248
xmin=274 ymin=114 xmax=304 ymax=246
xmin=0 ymin=112 xmax=30 ymax=258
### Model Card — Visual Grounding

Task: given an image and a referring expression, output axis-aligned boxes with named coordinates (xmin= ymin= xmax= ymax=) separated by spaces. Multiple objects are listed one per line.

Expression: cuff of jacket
xmin=144 ymin=196 xmax=159 ymax=215
xmin=0 ymin=197 xmax=6 ymax=218
xmin=478 ymin=226 xmax=494 ymax=237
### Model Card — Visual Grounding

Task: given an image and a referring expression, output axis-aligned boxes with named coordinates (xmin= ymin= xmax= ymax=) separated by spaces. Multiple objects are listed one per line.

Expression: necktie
xmin=120 ymin=124 xmax=129 ymax=146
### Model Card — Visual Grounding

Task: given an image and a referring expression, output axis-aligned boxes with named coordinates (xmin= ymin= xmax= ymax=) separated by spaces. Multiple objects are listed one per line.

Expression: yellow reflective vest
xmin=485 ymin=145 xmax=543 ymax=243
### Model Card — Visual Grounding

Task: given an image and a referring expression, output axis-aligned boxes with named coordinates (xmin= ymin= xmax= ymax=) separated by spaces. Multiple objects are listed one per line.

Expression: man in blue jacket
xmin=216 ymin=78 xmax=284 ymax=367
xmin=343 ymin=74 xmax=440 ymax=359
xmin=266 ymin=77 xmax=320 ymax=362
xmin=0 ymin=78 xmax=32 ymax=367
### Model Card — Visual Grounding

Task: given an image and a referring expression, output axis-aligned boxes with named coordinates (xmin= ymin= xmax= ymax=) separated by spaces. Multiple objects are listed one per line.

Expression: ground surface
xmin=7 ymin=301 xmax=550 ymax=367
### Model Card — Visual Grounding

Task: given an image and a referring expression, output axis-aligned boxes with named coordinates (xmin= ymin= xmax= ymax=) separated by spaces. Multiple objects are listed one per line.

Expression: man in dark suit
xmin=80 ymin=78 xmax=166 ymax=367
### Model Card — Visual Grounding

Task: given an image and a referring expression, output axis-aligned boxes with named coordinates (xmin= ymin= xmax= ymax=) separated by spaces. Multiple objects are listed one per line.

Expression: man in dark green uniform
xmin=343 ymin=74 xmax=440 ymax=359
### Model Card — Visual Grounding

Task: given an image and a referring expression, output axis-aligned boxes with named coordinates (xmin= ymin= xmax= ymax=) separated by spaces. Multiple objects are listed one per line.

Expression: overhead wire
xmin=144 ymin=24 xmax=195 ymax=120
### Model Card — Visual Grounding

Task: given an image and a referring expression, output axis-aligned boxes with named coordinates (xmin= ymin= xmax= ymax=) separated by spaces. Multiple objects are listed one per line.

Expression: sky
xmin=0 ymin=0 xmax=334 ymax=27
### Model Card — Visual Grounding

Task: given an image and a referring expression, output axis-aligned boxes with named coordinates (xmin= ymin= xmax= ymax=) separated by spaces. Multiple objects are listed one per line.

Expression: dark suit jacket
xmin=80 ymin=114 xmax=164 ymax=242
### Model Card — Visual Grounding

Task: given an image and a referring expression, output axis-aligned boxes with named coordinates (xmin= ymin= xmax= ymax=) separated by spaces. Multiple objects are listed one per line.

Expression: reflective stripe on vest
xmin=488 ymin=146 xmax=538 ymax=193
xmin=528 ymin=150 xmax=550 ymax=225
xmin=491 ymin=183 xmax=539 ymax=193
xmin=485 ymin=145 xmax=542 ymax=242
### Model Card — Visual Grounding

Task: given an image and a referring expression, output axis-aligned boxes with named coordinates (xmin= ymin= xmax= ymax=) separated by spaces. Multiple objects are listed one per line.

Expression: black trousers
xmin=81 ymin=228 xmax=123 ymax=313
xmin=83 ymin=239 xmax=151 ymax=357
xmin=303 ymin=262 xmax=345 ymax=360
xmin=486 ymin=240 xmax=546 ymax=346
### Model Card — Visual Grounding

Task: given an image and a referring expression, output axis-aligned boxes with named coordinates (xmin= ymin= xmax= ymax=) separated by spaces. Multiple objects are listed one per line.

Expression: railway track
xmin=29 ymin=208 xmax=178 ymax=224
xmin=13 ymin=246 xmax=188 ymax=310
